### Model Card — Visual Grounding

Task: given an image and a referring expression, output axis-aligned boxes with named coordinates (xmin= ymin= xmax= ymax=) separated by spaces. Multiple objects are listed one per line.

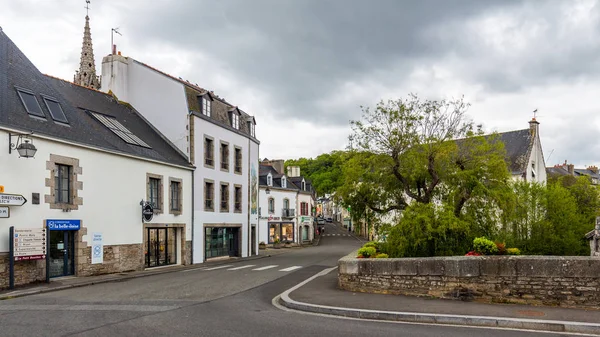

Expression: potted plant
xmin=284 ymin=240 xmax=292 ymax=248
xmin=273 ymin=238 xmax=281 ymax=249
xmin=258 ymin=241 xmax=266 ymax=250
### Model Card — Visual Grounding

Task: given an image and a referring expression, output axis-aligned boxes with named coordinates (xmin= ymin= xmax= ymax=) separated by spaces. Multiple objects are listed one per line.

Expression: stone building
xmin=0 ymin=29 xmax=193 ymax=288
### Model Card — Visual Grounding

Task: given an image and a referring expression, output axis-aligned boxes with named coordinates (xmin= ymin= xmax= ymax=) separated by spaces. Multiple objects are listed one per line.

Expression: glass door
xmin=49 ymin=230 xmax=74 ymax=278
xmin=146 ymin=228 xmax=176 ymax=267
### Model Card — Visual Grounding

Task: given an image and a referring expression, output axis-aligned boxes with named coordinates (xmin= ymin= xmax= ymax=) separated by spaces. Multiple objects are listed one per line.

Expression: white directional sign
xmin=13 ymin=228 xmax=46 ymax=261
xmin=0 ymin=193 xmax=27 ymax=206
xmin=0 ymin=206 xmax=9 ymax=218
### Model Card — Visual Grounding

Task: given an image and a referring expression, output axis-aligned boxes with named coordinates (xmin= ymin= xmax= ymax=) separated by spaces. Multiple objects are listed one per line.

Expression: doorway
xmin=146 ymin=228 xmax=177 ymax=268
xmin=49 ymin=230 xmax=75 ymax=278
xmin=251 ymin=226 xmax=256 ymax=255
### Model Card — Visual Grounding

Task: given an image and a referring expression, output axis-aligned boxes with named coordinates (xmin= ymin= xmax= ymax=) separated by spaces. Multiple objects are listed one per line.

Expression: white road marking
xmin=227 ymin=265 xmax=256 ymax=270
xmin=252 ymin=265 xmax=278 ymax=271
xmin=204 ymin=265 xmax=233 ymax=271
xmin=279 ymin=266 xmax=302 ymax=272
xmin=181 ymin=267 xmax=208 ymax=273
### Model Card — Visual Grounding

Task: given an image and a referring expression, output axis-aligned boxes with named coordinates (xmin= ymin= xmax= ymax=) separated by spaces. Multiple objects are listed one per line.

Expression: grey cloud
xmin=123 ymin=0 xmax=522 ymax=125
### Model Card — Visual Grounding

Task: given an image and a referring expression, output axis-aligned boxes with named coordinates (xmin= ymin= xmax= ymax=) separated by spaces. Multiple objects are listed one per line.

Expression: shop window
xmin=269 ymin=223 xmax=294 ymax=243
xmin=220 ymin=182 xmax=229 ymax=212
xmin=205 ymin=180 xmax=214 ymax=211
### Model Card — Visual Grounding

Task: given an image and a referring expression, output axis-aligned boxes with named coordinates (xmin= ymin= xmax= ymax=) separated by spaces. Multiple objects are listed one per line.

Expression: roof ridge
xmin=43 ymin=74 xmax=111 ymax=97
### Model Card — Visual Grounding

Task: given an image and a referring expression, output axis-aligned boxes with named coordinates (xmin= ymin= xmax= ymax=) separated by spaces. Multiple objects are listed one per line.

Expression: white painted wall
xmin=101 ymin=56 xmax=190 ymax=158
xmin=192 ymin=116 xmax=256 ymax=262
xmin=258 ymin=187 xmax=298 ymax=244
xmin=0 ymin=130 xmax=192 ymax=258
xmin=248 ymin=139 xmax=259 ymax=254
xmin=296 ymin=192 xmax=314 ymax=242
xmin=526 ymin=133 xmax=547 ymax=184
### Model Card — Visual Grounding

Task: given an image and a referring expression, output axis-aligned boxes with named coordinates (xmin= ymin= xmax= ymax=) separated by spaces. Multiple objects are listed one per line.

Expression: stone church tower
xmin=74 ymin=14 xmax=101 ymax=89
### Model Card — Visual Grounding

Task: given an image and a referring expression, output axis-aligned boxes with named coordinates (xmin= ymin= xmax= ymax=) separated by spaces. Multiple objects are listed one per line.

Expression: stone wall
xmin=338 ymin=252 xmax=600 ymax=308
xmin=184 ymin=240 xmax=192 ymax=265
xmin=77 ymin=243 xmax=144 ymax=277
xmin=0 ymin=253 xmax=46 ymax=289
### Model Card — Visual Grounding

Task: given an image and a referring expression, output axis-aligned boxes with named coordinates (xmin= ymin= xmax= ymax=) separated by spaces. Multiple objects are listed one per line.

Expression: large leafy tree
xmin=347 ymin=94 xmax=510 ymax=216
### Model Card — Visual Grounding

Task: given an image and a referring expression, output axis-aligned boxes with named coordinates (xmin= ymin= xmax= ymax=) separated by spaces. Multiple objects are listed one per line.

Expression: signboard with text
xmin=13 ymin=228 xmax=46 ymax=261
xmin=0 ymin=193 xmax=27 ymax=206
xmin=46 ymin=219 xmax=81 ymax=231
xmin=0 ymin=206 xmax=9 ymax=218
xmin=91 ymin=232 xmax=103 ymax=264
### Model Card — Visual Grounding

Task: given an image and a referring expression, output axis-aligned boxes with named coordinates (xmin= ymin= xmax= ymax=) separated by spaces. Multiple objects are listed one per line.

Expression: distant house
xmin=547 ymin=162 xmax=600 ymax=185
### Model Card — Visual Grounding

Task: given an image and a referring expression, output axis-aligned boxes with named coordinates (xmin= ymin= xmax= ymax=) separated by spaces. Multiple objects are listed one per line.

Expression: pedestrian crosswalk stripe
xmin=252 ymin=265 xmax=278 ymax=271
xmin=227 ymin=265 xmax=255 ymax=270
xmin=279 ymin=266 xmax=302 ymax=272
xmin=181 ymin=267 xmax=208 ymax=273
xmin=204 ymin=265 xmax=233 ymax=271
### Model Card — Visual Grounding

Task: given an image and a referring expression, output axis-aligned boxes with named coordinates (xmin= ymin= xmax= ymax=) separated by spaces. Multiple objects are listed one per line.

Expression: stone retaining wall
xmin=338 ymin=252 xmax=600 ymax=308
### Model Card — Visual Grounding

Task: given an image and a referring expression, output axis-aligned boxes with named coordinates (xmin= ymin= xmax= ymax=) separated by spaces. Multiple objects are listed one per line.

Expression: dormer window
xmin=301 ymin=180 xmax=306 ymax=191
xmin=231 ymin=113 xmax=239 ymax=129
xmin=267 ymin=173 xmax=272 ymax=186
xmin=247 ymin=117 xmax=256 ymax=137
xmin=282 ymin=176 xmax=287 ymax=188
xmin=201 ymin=95 xmax=211 ymax=117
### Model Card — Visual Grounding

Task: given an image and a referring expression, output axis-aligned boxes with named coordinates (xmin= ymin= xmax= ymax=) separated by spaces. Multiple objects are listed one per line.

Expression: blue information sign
xmin=46 ymin=219 xmax=81 ymax=231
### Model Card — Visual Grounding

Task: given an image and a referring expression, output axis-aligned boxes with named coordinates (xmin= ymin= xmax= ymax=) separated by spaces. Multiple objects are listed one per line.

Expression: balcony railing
xmin=282 ymin=208 xmax=295 ymax=218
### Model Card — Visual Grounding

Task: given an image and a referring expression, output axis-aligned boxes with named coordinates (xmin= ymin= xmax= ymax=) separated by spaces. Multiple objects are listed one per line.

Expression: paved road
xmin=0 ymin=222 xmax=578 ymax=336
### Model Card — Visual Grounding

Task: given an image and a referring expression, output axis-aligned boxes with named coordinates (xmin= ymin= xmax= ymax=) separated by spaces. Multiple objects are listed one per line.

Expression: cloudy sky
xmin=2 ymin=0 xmax=600 ymax=166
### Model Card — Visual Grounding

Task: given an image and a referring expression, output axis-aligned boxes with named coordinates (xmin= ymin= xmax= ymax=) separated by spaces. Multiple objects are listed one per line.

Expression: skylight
xmin=16 ymin=89 xmax=45 ymax=118
xmin=90 ymin=111 xmax=151 ymax=148
xmin=42 ymin=97 xmax=68 ymax=124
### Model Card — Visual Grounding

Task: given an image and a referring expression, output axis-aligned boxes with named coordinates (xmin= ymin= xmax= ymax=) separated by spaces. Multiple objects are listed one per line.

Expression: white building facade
xmin=0 ymin=28 xmax=194 ymax=288
xmin=101 ymin=53 xmax=260 ymax=262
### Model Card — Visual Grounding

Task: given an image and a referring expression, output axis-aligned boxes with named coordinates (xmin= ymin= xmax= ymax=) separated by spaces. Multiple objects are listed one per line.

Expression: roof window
xmin=42 ymin=96 xmax=68 ymax=124
xmin=16 ymin=88 xmax=45 ymax=118
xmin=89 ymin=111 xmax=151 ymax=148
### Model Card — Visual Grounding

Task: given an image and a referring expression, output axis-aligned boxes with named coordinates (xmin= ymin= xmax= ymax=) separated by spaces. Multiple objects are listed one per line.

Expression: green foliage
xmin=357 ymin=246 xmax=377 ymax=258
xmin=285 ymin=151 xmax=347 ymax=196
xmin=363 ymin=242 xmax=378 ymax=250
xmin=380 ymin=203 xmax=472 ymax=257
xmin=375 ymin=253 xmax=389 ymax=258
xmin=506 ymin=248 xmax=521 ymax=255
xmin=495 ymin=242 xmax=506 ymax=255
xmin=473 ymin=237 xmax=498 ymax=255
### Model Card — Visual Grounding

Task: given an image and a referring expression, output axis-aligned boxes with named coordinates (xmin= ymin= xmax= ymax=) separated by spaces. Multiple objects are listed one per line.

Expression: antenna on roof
xmin=546 ymin=148 xmax=554 ymax=163
xmin=111 ymin=27 xmax=122 ymax=55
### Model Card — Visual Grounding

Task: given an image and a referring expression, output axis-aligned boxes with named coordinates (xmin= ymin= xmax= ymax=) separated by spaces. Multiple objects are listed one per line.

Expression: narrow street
xmin=0 ymin=223 xmax=577 ymax=336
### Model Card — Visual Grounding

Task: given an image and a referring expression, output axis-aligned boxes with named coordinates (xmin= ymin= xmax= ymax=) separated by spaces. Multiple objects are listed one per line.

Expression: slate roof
xmin=546 ymin=166 xmax=570 ymax=177
xmin=574 ymin=168 xmax=600 ymax=181
xmin=456 ymin=128 xmax=533 ymax=175
xmin=259 ymin=164 xmax=301 ymax=190
xmin=0 ymin=29 xmax=192 ymax=168
xmin=130 ymin=59 xmax=258 ymax=142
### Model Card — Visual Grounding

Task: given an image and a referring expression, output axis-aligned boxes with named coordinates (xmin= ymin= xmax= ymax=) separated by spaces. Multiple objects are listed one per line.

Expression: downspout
xmin=191 ymin=169 xmax=194 ymax=264
xmin=247 ymin=137 xmax=252 ymax=256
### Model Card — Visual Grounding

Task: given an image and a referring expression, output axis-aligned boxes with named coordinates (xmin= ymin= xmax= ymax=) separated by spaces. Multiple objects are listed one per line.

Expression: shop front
xmin=268 ymin=222 xmax=294 ymax=243
xmin=47 ymin=219 xmax=81 ymax=278
xmin=205 ymin=226 xmax=241 ymax=259
xmin=143 ymin=224 xmax=185 ymax=268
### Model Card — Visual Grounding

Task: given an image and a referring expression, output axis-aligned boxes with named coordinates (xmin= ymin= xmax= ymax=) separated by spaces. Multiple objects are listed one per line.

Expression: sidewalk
xmin=1 ymin=248 xmax=290 ymax=300
xmin=278 ymin=267 xmax=600 ymax=335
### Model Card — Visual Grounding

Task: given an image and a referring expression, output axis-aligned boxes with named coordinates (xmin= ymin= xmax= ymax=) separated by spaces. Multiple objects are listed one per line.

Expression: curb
xmin=0 ymin=252 xmax=277 ymax=301
xmin=276 ymin=268 xmax=600 ymax=336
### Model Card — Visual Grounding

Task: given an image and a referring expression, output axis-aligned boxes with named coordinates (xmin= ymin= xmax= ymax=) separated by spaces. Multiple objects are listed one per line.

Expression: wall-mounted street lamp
xmin=265 ymin=187 xmax=271 ymax=195
xmin=9 ymin=133 xmax=37 ymax=158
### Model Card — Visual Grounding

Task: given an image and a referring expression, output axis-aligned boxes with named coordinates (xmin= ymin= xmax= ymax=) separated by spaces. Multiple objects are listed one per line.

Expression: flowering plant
xmin=465 ymin=251 xmax=481 ymax=256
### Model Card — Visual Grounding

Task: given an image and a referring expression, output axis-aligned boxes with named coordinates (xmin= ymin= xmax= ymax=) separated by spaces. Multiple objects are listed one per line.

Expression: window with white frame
xmin=230 ymin=111 xmax=240 ymax=129
xmin=281 ymin=177 xmax=286 ymax=188
xmin=267 ymin=174 xmax=272 ymax=186
xmin=202 ymin=96 xmax=211 ymax=117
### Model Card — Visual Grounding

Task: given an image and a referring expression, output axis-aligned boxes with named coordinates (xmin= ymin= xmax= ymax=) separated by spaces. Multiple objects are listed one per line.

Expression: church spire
xmin=74 ymin=1 xmax=101 ymax=89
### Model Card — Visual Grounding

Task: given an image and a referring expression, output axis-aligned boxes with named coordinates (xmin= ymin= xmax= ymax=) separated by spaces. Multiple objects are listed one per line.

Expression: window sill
xmin=204 ymin=208 xmax=214 ymax=212
xmin=220 ymin=168 xmax=230 ymax=173
xmin=204 ymin=164 xmax=215 ymax=169
xmin=169 ymin=210 xmax=182 ymax=216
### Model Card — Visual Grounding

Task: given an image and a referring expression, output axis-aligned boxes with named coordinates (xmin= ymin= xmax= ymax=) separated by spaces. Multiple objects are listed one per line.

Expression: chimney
xmin=287 ymin=166 xmax=301 ymax=177
xmin=567 ymin=164 xmax=575 ymax=175
xmin=529 ymin=118 xmax=540 ymax=137
xmin=588 ymin=166 xmax=598 ymax=174
xmin=271 ymin=160 xmax=285 ymax=175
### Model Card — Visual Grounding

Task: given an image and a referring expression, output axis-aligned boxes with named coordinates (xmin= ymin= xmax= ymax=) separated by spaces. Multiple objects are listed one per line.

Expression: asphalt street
xmin=0 ymin=222 xmax=584 ymax=336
